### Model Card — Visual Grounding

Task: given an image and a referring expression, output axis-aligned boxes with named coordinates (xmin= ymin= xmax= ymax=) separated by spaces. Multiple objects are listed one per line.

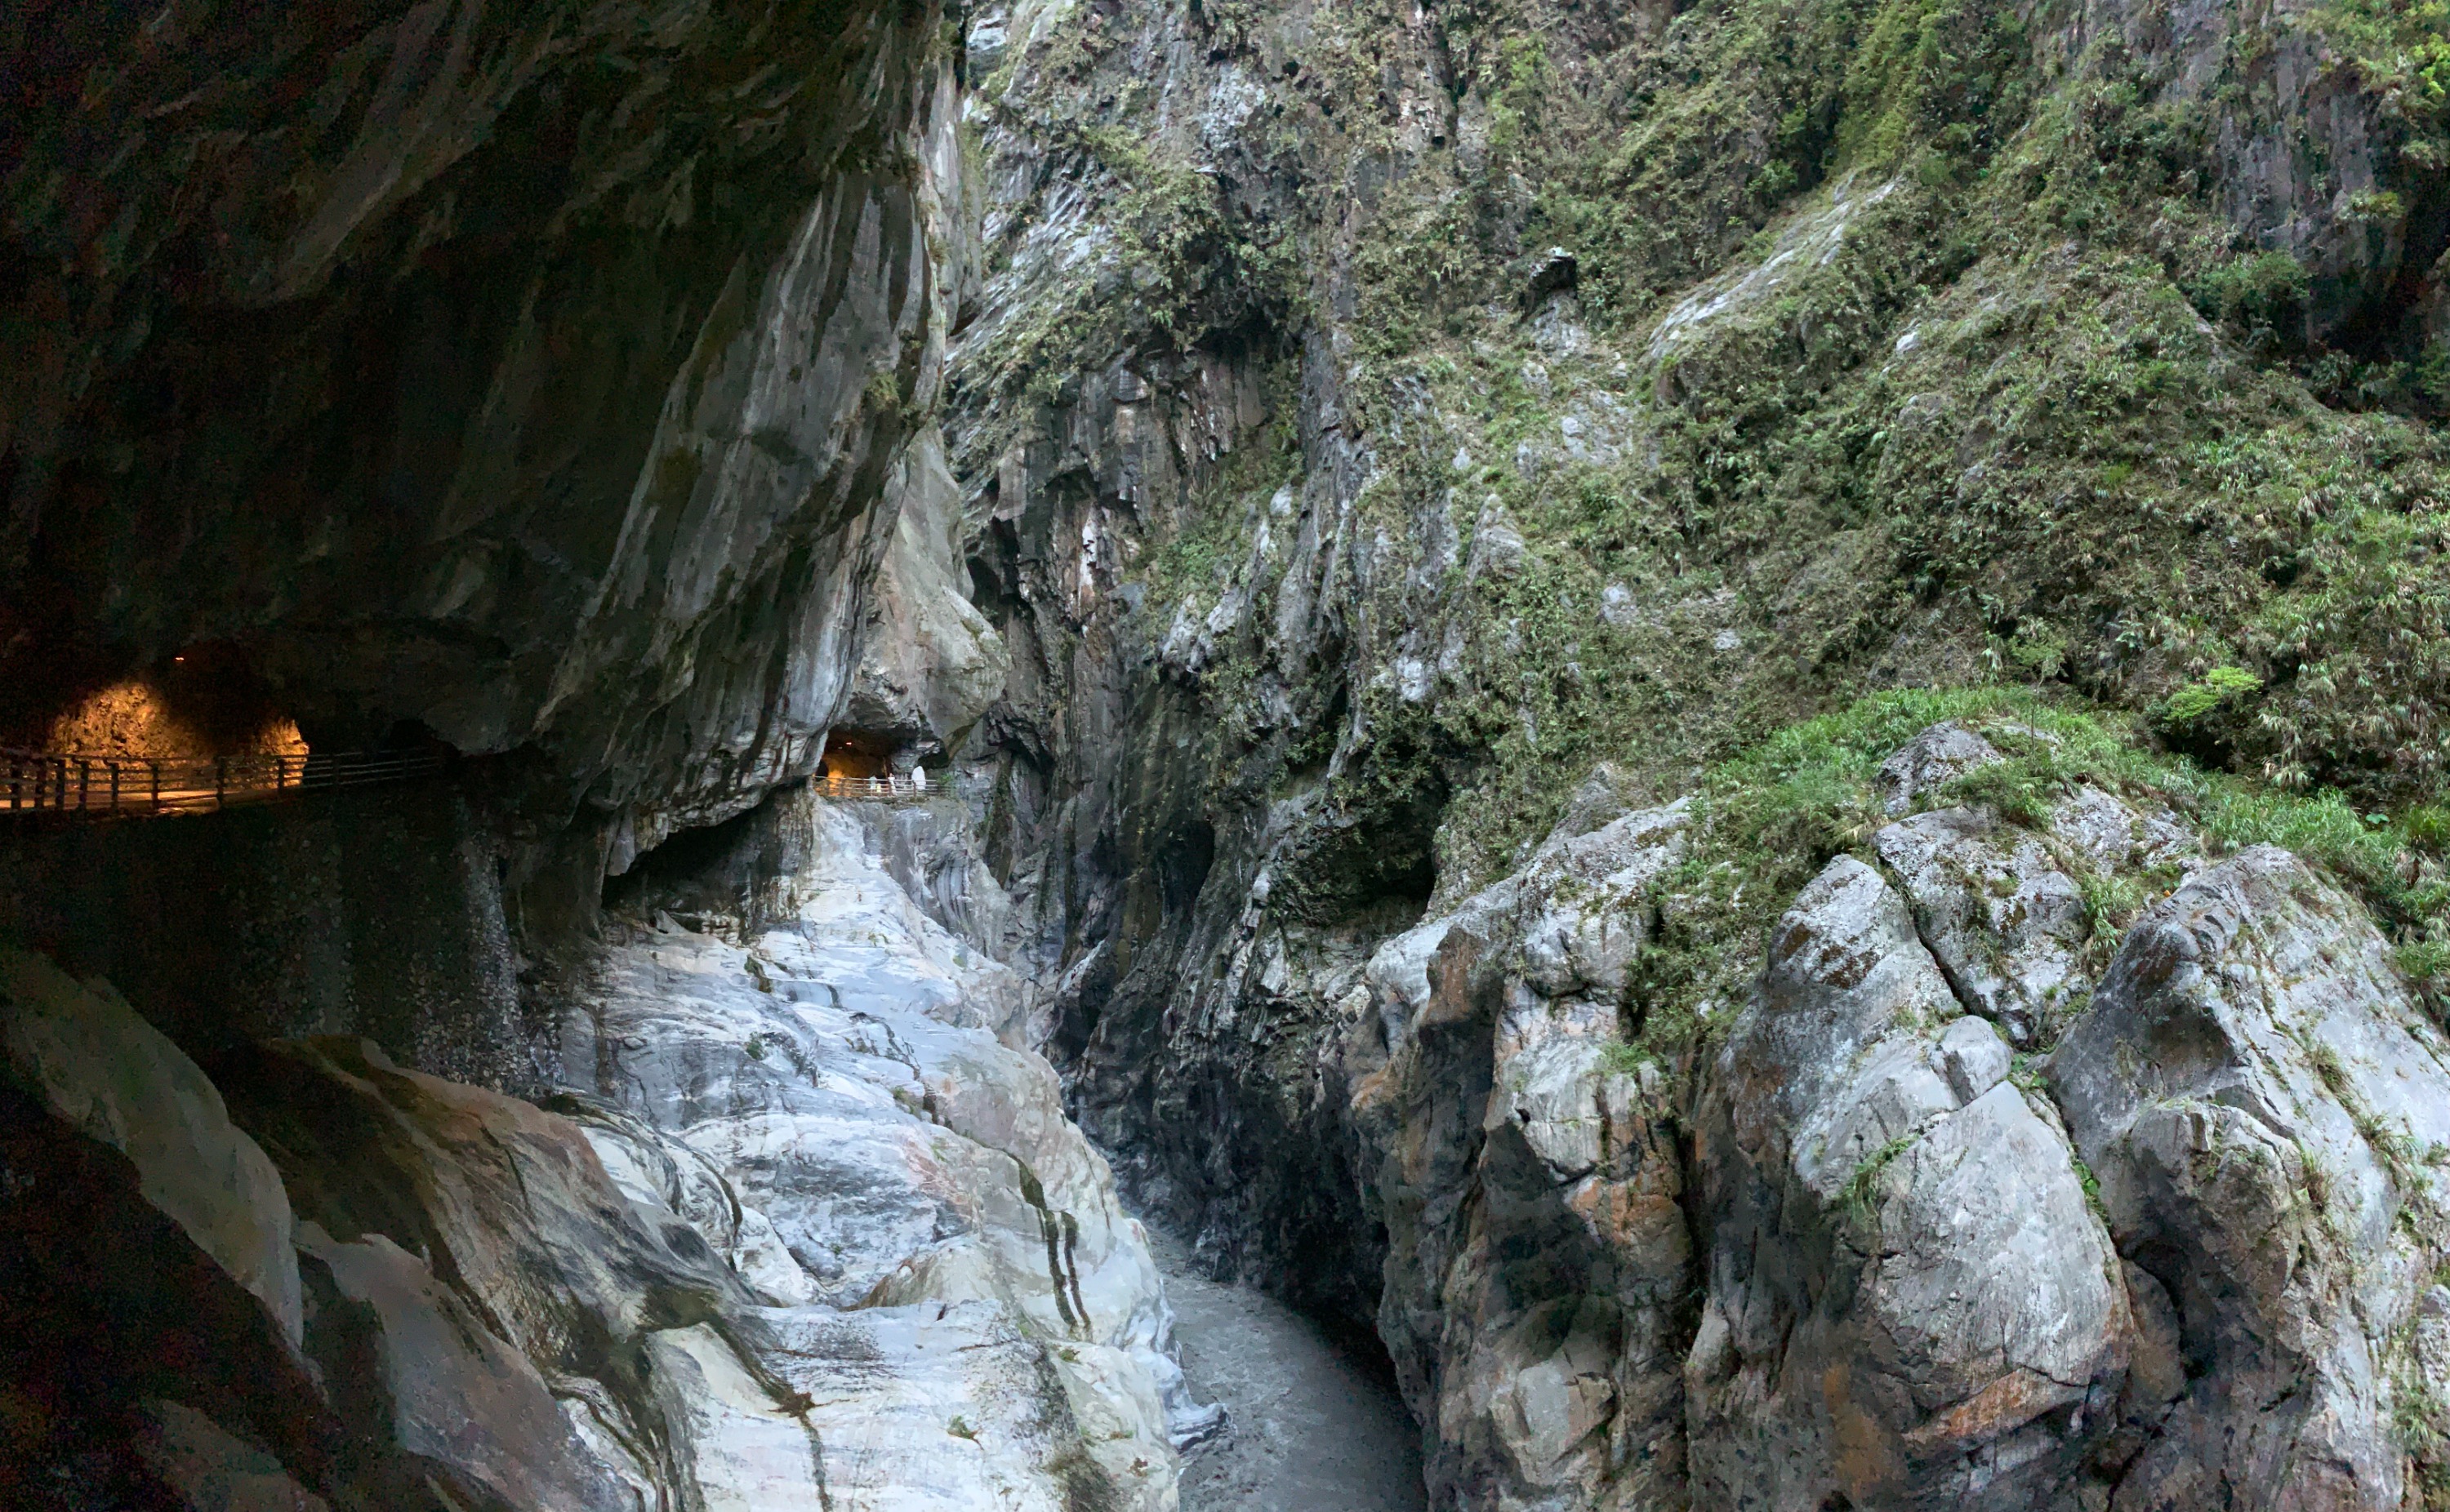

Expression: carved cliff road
xmin=2 ymin=747 xmax=442 ymax=816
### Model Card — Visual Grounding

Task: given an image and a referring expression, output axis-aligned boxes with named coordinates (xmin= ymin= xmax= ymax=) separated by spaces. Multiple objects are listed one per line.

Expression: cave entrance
xmin=814 ymin=730 xmax=891 ymax=782
xmin=15 ymin=642 xmax=306 ymax=763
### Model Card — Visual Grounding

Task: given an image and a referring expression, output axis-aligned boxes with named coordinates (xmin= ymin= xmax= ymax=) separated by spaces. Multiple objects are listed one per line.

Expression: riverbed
xmin=1147 ymin=1226 xmax=1428 ymax=1512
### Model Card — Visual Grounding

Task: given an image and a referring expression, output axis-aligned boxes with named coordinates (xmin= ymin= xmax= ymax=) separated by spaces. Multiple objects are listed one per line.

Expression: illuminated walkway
xmin=2 ymin=747 xmax=442 ymax=817
xmin=813 ymin=770 xmax=938 ymax=803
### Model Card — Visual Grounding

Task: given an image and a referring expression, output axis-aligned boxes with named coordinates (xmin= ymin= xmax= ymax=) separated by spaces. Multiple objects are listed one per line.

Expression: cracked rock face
xmin=1177 ymin=717 xmax=2450 ymax=1511
xmin=2051 ymin=845 xmax=2450 ymax=1510
xmin=1690 ymin=853 xmax=2130 ymax=1511
xmin=1352 ymin=797 xmax=1697 ymax=1510
xmin=1874 ymin=805 xmax=2092 ymax=1047
xmin=0 ymin=796 xmax=1199 ymax=1511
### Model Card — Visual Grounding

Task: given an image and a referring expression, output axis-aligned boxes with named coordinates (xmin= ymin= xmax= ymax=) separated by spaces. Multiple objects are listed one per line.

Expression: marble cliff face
xmin=7 ymin=0 xmax=2450 ymax=1508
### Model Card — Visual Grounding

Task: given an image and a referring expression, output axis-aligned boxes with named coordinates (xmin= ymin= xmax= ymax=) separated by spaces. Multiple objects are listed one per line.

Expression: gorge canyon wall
xmin=6 ymin=0 xmax=2450 ymax=1508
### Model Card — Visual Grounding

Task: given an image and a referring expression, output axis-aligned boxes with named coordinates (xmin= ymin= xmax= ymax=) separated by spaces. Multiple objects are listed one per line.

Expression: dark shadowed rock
xmin=0 ymin=0 xmax=964 ymax=850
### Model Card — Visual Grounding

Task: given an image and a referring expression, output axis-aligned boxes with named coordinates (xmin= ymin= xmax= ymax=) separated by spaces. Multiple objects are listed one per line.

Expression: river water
xmin=1147 ymin=1225 xmax=1428 ymax=1512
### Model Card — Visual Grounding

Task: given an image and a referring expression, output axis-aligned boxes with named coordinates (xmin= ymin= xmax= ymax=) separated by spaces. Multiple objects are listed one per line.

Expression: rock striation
xmin=0 ymin=0 xmax=987 ymax=863
xmin=2051 ymin=845 xmax=2450 ymax=1510
xmin=0 ymin=794 xmax=1200 ymax=1510
xmin=988 ymin=710 xmax=2450 ymax=1512
xmin=6 ymin=0 xmax=2450 ymax=1506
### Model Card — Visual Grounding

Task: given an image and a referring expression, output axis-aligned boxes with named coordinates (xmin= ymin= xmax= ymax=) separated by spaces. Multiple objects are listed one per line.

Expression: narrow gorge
xmin=5 ymin=0 xmax=2450 ymax=1508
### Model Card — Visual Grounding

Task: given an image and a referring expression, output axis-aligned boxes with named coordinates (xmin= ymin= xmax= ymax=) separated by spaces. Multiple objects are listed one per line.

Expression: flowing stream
xmin=1147 ymin=1225 xmax=1428 ymax=1512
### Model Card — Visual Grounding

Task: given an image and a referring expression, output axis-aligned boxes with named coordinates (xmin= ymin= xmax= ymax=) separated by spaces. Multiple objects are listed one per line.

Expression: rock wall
xmin=0 ymin=7 xmax=1192 ymax=1502
xmin=7 ymin=0 xmax=2450 ymax=1508
xmin=1274 ymin=715 xmax=2450 ymax=1510
xmin=934 ymin=0 xmax=2450 ymax=1505
xmin=0 ymin=785 xmax=530 ymax=1090
xmin=0 ymin=792 xmax=1206 ymax=1510
xmin=0 ymin=0 xmax=980 ymax=860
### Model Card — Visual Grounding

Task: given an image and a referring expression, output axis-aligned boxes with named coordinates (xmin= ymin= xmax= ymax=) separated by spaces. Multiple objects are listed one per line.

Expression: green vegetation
xmin=2162 ymin=665 xmax=2264 ymax=727
xmin=961 ymin=38 xmax=1307 ymax=456
xmin=1841 ymin=1131 xmax=1918 ymax=1224
xmin=1608 ymin=687 xmax=2449 ymax=1070
xmin=969 ymin=0 xmax=2450 ymax=1012
xmin=2070 ymin=1152 xmax=2106 ymax=1225
xmin=1311 ymin=0 xmax=2446 ymax=890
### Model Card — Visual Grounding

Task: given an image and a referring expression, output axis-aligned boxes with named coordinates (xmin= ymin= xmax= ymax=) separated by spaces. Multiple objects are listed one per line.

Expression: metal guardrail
xmin=816 ymin=772 xmax=938 ymax=803
xmin=2 ymin=747 xmax=444 ymax=817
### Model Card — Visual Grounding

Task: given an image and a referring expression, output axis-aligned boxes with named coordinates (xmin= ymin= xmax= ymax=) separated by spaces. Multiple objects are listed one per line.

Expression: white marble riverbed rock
xmin=559 ymin=794 xmax=1214 ymax=1510
xmin=0 ymin=790 xmax=1205 ymax=1511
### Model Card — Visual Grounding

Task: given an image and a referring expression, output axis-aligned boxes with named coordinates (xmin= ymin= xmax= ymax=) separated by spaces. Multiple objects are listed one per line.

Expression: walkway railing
xmin=817 ymin=772 xmax=937 ymax=803
xmin=2 ymin=746 xmax=444 ymax=817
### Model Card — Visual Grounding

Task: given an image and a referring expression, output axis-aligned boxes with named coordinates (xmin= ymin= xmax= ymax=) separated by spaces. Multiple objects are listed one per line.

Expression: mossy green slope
xmin=964 ymin=0 xmax=2450 ymax=895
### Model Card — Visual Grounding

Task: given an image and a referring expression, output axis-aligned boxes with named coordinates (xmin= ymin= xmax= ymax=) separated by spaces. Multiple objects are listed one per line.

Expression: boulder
xmin=1874 ymin=805 xmax=2090 ymax=1046
xmin=2049 ymin=846 xmax=2450 ymax=1509
xmin=222 ymin=1035 xmax=758 ymax=1505
xmin=0 ymin=947 xmax=301 ymax=1345
xmin=1876 ymin=721 xmax=2004 ymax=816
xmin=294 ymin=1221 xmax=637 ymax=1512
xmin=1689 ymin=856 xmax=2129 ymax=1510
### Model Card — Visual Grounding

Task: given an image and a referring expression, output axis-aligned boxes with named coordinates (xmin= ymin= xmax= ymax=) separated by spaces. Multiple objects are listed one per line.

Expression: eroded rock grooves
xmin=6 ymin=0 xmax=2450 ymax=1509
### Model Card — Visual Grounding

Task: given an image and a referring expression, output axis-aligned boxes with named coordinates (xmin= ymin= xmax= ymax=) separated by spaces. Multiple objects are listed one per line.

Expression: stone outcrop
xmin=2065 ymin=0 xmax=2448 ymax=350
xmin=5 ymin=0 xmax=2448 ymax=1503
xmin=1874 ymin=804 xmax=2092 ymax=1047
xmin=1352 ymin=797 xmax=1695 ymax=1510
xmin=0 ymin=794 xmax=1197 ymax=1510
xmin=1690 ymin=854 xmax=2130 ymax=1510
xmin=950 ymin=699 xmax=2445 ymax=1511
xmin=0 ymin=948 xmax=302 ymax=1345
xmin=2051 ymin=845 xmax=2450 ymax=1509
xmin=842 ymin=432 xmax=1014 ymax=749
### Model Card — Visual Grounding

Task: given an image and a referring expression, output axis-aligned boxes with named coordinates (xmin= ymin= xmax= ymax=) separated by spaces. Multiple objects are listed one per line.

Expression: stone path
xmin=1147 ymin=1225 xmax=1427 ymax=1512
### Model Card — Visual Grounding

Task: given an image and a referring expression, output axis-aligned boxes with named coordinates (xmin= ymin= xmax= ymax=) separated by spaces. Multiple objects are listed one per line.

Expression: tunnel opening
xmin=599 ymin=800 xmax=780 ymax=938
xmin=816 ymin=728 xmax=894 ymax=781
xmin=3 ymin=641 xmax=306 ymax=761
